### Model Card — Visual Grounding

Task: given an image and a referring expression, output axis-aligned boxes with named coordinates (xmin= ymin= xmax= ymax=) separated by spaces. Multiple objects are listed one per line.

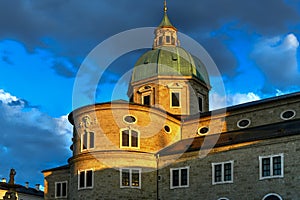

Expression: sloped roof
xmin=0 ymin=182 xmax=44 ymax=197
xmin=158 ymin=118 xmax=300 ymax=156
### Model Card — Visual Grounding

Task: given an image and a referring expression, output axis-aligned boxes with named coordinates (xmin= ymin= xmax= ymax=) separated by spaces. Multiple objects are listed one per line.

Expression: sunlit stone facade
xmin=43 ymin=3 xmax=300 ymax=200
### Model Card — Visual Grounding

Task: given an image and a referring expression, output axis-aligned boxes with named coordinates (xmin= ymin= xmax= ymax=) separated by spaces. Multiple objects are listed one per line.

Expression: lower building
xmin=42 ymin=92 xmax=300 ymax=200
xmin=0 ymin=181 xmax=43 ymax=200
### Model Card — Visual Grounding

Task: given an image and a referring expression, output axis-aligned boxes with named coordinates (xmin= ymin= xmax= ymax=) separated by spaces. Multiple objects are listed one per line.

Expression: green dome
xmin=132 ymin=46 xmax=210 ymax=86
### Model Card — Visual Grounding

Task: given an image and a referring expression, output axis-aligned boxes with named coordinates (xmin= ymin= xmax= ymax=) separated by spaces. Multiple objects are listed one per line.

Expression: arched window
xmin=120 ymin=128 xmax=140 ymax=149
xmin=262 ymin=193 xmax=282 ymax=200
xmin=81 ymin=131 xmax=95 ymax=151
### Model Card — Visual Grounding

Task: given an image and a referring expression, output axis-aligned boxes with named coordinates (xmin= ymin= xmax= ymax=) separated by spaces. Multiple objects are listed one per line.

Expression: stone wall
xmin=43 ymin=168 xmax=69 ymax=200
xmin=157 ymin=134 xmax=300 ymax=200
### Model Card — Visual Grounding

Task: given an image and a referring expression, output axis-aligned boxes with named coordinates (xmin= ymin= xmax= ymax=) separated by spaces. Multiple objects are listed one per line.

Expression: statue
xmin=3 ymin=169 xmax=18 ymax=200
xmin=8 ymin=169 xmax=16 ymax=185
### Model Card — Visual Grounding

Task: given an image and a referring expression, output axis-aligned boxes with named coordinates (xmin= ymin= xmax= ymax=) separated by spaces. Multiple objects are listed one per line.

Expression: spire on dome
xmin=153 ymin=0 xmax=180 ymax=48
xmin=158 ymin=0 xmax=176 ymax=30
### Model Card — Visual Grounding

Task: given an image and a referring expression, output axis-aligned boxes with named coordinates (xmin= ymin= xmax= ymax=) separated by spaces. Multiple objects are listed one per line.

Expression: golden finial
xmin=164 ymin=0 xmax=167 ymax=13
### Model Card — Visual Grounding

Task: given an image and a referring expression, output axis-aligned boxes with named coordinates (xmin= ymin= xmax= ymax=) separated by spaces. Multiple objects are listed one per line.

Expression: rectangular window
xmin=143 ymin=95 xmax=150 ymax=106
xmin=259 ymin=154 xmax=283 ymax=180
xmin=81 ymin=132 xmax=95 ymax=151
xmin=212 ymin=161 xmax=234 ymax=185
xmin=78 ymin=170 xmax=94 ymax=190
xmin=120 ymin=129 xmax=140 ymax=149
xmin=131 ymin=130 xmax=138 ymax=147
xmin=198 ymin=96 xmax=204 ymax=112
xmin=170 ymin=167 xmax=189 ymax=189
xmin=171 ymin=92 xmax=180 ymax=107
xmin=166 ymin=36 xmax=171 ymax=43
xmin=55 ymin=181 xmax=67 ymax=198
xmin=159 ymin=37 xmax=163 ymax=45
xmin=120 ymin=168 xmax=141 ymax=189
xmin=122 ymin=130 xmax=130 ymax=147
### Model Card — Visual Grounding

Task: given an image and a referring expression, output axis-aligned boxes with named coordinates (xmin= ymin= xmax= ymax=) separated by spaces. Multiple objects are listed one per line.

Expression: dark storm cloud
xmin=0 ymin=0 xmax=299 ymax=78
xmin=171 ymin=0 xmax=299 ymax=35
xmin=52 ymin=60 xmax=76 ymax=78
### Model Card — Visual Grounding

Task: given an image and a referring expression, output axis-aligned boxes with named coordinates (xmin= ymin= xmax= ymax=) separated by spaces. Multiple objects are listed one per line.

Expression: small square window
xmin=120 ymin=168 xmax=141 ymax=189
xmin=55 ymin=181 xmax=67 ymax=198
xmin=170 ymin=167 xmax=189 ymax=189
xmin=78 ymin=170 xmax=94 ymax=190
xmin=259 ymin=154 xmax=284 ymax=180
xmin=212 ymin=161 xmax=234 ymax=185
xmin=120 ymin=129 xmax=140 ymax=149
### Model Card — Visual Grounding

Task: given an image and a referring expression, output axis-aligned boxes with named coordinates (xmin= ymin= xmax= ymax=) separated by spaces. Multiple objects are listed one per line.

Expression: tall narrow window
xmin=120 ymin=129 xmax=140 ymax=149
xmin=55 ymin=181 xmax=67 ymax=198
xmin=170 ymin=167 xmax=189 ymax=189
xmin=78 ymin=170 xmax=93 ymax=189
xmin=120 ymin=168 xmax=141 ymax=189
xmin=171 ymin=92 xmax=180 ymax=107
xmin=259 ymin=154 xmax=283 ymax=180
xmin=158 ymin=37 xmax=163 ymax=45
xmin=82 ymin=131 xmax=95 ymax=151
xmin=143 ymin=95 xmax=150 ymax=106
xmin=166 ymin=36 xmax=171 ymax=43
xmin=198 ymin=96 xmax=204 ymax=112
xmin=212 ymin=161 xmax=234 ymax=185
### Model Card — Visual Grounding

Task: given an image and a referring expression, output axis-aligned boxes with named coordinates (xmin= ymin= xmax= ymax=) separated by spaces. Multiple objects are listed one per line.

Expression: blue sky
xmin=0 ymin=0 xmax=300 ymax=189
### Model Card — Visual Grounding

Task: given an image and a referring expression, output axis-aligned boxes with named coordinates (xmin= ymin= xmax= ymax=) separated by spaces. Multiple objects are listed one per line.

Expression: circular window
xmin=280 ymin=110 xmax=296 ymax=120
xmin=164 ymin=125 xmax=171 ymax=133
xmin=237 ymin=119 xmax=251 ymax=129
xmin=123 ymin=115 xmax=137 ymax=124
xmin=198 ymin=127 xmax=209 ymax=135
xmin=262 ymin=193 xmax=282 ymax=200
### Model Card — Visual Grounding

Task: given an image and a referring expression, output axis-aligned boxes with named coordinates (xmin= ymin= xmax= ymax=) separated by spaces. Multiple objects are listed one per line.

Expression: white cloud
xmin=210 ymin=92 xmax=261 ymax=110
xmin=0 ymin=89 xmax=72 ymax=187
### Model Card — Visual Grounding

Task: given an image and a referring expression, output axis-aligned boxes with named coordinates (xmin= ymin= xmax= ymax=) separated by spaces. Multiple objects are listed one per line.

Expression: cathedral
xmin=42 ymin=2 xmax=300 ymax=200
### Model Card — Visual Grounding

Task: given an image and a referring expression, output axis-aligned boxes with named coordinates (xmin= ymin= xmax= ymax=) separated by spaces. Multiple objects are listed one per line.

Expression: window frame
xmin=170 ymin=91 xmax=181 ymax=108
xmin=170 ymin=166 xmax=190 ymax=189
xmin=55 ymin=181 xmax=67 ymax=198
xmin=123 ymin=115 xmax=137 ymax=124
xmin=198 ymin=93 xmax=204 ymax=112
xmin=81 ymin=131 xmax=95 ymax=151
xmin=262 ymin=193 xmax=283 ymax=200
xmin=166 ymin=35 xmax=171 ymax=44
xmin=78 ymin=169 xmax=94 ymax=190
xmin=212 ymin=160 xmax=234 ymax=185
xmin=237 ymin=118 xmax=251 ymax=129
xmin=280 ymin=109 xmax=296 ymax=120
xmin=120 ymin=168 xmax=142 ymax=189
xmin=259 ymin=153 xmax=284 ymax=180
xmin=120 ymin=128 xmax=140 ymax=149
